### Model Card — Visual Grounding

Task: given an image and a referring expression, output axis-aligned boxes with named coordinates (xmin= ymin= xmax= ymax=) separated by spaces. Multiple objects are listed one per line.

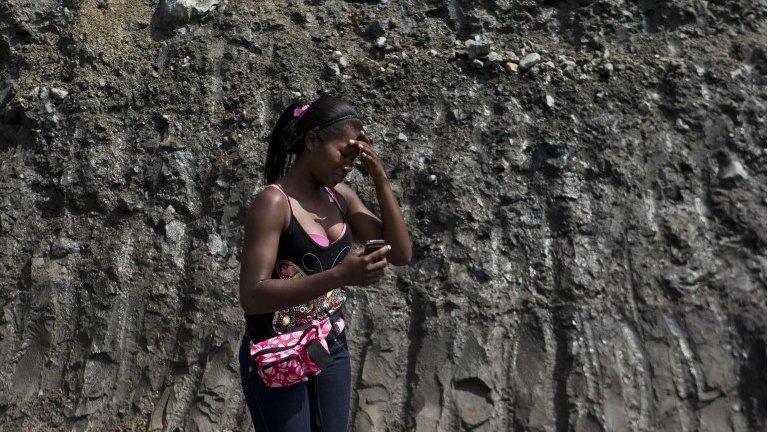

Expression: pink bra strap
xmin=266 ymin=183 xmax=293 ymax=221
xmin=324 ymin=187 xmax=344 ymax=214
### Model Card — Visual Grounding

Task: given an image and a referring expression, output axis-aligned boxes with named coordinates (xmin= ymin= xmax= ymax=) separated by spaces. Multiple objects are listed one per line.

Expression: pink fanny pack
xmin=249 ymin=317 xmax=345 ymax=387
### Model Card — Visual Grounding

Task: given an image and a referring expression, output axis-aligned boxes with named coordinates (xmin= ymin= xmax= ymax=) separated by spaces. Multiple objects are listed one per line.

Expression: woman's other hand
xmin=351 ymin=131 xmax=387 ymax=180
xmin=334 ymin=244 xmax=391 ymax=286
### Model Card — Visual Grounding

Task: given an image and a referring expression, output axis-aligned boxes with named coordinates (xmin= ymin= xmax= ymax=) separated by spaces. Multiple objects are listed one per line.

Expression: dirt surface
xmin=0 ymin=0 xmax=765 ymax=431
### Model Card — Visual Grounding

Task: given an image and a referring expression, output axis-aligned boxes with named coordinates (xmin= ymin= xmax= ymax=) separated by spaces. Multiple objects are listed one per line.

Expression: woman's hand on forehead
xmin=347 ymin=134 xmax=363 ymax=155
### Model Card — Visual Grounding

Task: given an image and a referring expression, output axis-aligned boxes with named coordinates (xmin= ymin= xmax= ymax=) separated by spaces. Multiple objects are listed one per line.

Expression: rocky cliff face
xmin=1 ymin=0 xmax=765 ymax=431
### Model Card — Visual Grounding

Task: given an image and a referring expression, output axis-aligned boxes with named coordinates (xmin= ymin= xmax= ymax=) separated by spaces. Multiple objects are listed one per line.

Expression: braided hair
xmin=264 ymin=93 xmax=364 ymax=183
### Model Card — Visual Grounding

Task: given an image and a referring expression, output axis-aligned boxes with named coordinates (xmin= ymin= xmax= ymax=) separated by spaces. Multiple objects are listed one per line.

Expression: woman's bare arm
xmin=238 ymin=188 xmax=345 ymax=315
xmin=334 ymin=179 xmax=412 ymax=266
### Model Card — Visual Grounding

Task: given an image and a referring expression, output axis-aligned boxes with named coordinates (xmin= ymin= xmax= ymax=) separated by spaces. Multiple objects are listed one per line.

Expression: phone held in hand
xmin=363 ymin=239 xmax=386 ymax=255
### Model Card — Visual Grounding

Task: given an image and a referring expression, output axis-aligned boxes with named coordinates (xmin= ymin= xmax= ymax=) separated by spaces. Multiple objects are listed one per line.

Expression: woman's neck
xmin=281 ymin=162 xmax=326 ymax=202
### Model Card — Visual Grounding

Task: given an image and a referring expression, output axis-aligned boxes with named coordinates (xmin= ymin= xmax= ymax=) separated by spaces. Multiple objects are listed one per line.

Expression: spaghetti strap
xmin=324 ymin=187 xmax=345 ymax=216
xmin=267 ymin=183 xmax=293 ymax=214
xmin=266 ymin=183 xmax=292 ymax=230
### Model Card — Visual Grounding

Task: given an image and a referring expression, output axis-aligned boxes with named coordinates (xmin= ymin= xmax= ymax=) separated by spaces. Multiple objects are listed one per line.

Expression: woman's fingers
xmin=365 ymin=244 xmax=391 ymax=261
xmin=355 ymin=244 xmax=390 ymax=284
xmin=350 ymin=137 xmax=387 ymax=178
xmin=353 ymin=138 xmax=375 ymax=155
xmin=367 ymin=258 xmax=388 ymax=271
xmin=356 ymin=144 xmax=373 ymax=161
xmin=349 ymin=139 xmax=377 ymax=164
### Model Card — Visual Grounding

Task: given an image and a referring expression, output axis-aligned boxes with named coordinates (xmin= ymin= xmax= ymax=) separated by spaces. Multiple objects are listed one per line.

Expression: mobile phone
xmin=363 ymin=239 xmax=386 ymax=255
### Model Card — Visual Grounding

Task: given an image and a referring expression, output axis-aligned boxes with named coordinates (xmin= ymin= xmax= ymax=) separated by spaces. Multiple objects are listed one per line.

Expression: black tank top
xmin=244 ymin=182 xmax=353 ymax=342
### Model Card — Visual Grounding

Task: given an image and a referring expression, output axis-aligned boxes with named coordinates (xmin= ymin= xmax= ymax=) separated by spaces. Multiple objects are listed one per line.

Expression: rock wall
xmin=0 ymin=0 xmax=765 ymax=431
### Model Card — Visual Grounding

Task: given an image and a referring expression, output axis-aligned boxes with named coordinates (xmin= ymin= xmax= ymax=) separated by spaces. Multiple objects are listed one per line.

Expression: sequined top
xmin=244 ymin=182 xmax=352 ymax=342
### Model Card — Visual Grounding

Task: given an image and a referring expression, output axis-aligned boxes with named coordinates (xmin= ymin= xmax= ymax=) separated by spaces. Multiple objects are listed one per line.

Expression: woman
xmin=238 ymin=93 xmax=412 ymax=432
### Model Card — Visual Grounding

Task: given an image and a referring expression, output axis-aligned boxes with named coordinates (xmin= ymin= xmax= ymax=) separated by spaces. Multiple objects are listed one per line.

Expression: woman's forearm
xmin=241 ymin=267 xmax=345 ymax=315
xmin=372 ymin=174 xmax=412 ymax=265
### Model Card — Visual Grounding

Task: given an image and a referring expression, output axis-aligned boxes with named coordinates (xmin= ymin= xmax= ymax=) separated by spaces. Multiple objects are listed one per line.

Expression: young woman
xmin=238 ymin=93 xmax=412 ymax=431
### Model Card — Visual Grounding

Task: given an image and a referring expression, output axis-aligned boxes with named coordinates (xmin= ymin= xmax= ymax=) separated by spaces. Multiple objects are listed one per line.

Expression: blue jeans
xmin=239 ymin=329 xmax=352 ymax=432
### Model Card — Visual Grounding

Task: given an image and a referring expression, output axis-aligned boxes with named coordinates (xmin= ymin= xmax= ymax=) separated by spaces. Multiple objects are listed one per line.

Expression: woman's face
xmin=307 ymin=126 xmax=361 ymax=186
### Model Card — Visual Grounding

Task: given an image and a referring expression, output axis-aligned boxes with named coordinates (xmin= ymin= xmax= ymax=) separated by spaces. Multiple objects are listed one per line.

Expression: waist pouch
xmin=249 ymin=316 xmax=345 ymax=388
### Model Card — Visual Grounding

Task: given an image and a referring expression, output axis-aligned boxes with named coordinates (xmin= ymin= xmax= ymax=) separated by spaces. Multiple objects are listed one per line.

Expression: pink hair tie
xmin=293 ymin=104 xmax=310 ymax=118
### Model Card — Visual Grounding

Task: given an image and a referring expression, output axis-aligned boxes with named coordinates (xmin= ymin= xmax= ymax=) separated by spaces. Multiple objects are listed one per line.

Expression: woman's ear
xmin=304 ymin=130 xmax=318 ymax=152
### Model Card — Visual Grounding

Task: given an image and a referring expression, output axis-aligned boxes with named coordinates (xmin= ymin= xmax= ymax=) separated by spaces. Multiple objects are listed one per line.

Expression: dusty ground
xmin=0 ymin=0 xmax=765 ymax=431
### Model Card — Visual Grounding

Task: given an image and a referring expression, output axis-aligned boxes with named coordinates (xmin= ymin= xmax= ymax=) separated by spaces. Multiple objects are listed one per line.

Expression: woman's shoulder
xmin=246 ymin=185 xmax=290 ymax=229
xmin=251 ymin=184 xmax=286 ymax=207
